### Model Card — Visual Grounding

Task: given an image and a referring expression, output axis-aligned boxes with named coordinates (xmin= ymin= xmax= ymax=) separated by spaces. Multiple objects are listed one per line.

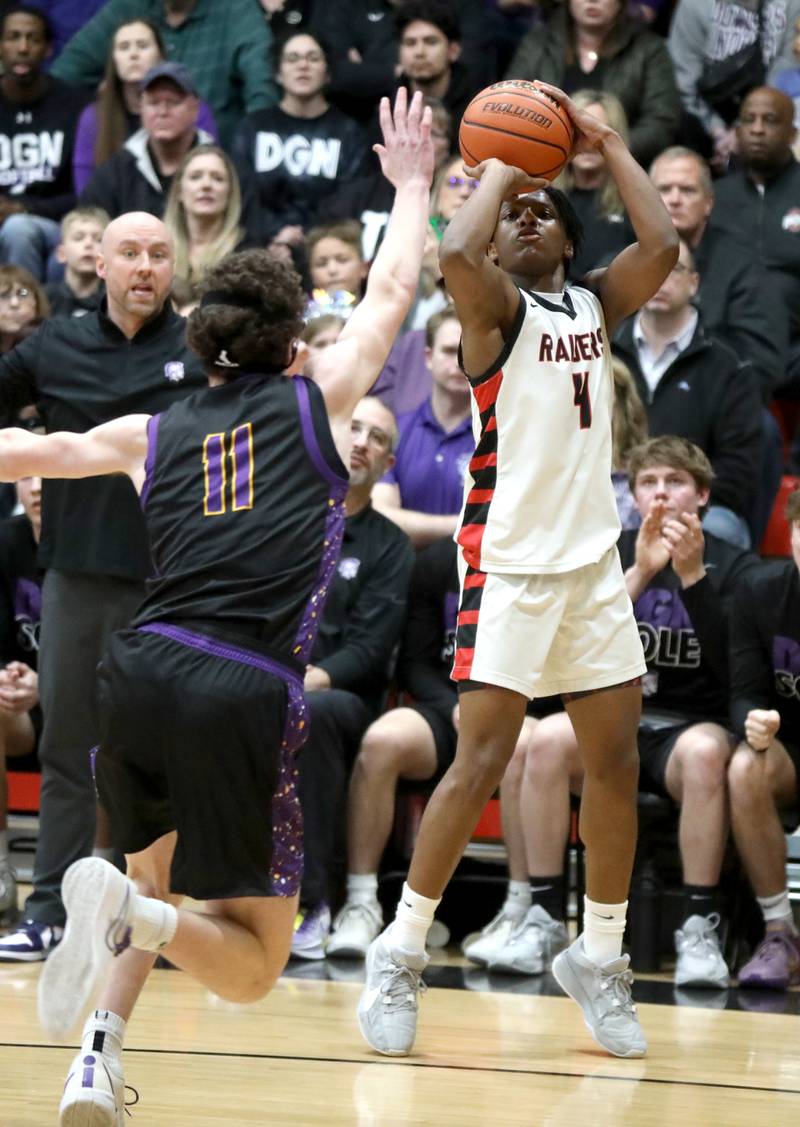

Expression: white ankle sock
xmin=758 ymin=890 xmax=797 ymax=933
xmin=82 ymin=1009 xmax=126 ymax=1061
xmin=504 ymin=880 xmax=531 ymax=920
xmin=130 ymin=893 xmax=178 ymax=952
xmin=390 ymin=882 xmax=440 ymax=955
xmin=346 ymin=872 xmax=379 ymax=907
xmin=583 ymin=896 xmax=627 ymax=963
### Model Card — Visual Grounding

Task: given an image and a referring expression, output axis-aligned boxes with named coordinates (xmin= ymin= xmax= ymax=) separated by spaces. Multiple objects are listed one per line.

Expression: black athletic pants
xmin=296 ymin=689 xmax=372 ymax=908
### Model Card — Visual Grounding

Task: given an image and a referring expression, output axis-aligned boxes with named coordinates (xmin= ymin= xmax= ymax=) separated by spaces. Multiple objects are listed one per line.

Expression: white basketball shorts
xmin=452 ymin=545 xmax=646 ymax=699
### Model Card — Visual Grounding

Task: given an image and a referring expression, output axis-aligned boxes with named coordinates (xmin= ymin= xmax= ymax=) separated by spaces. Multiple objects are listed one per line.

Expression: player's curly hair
xmin=187 ymin=250 xmax=306 ymax=374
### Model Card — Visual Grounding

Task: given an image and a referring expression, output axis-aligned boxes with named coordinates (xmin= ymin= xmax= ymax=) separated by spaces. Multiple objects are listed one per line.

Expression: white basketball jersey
xmin=456 ymin=284 xmax=620 ymax=575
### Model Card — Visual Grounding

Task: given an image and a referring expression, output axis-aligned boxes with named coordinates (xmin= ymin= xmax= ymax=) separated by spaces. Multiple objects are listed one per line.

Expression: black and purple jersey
xmin=134 ymin=372 xmax=349 ymax=670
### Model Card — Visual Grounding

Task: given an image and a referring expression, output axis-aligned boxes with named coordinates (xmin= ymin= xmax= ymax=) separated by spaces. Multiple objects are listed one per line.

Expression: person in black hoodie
xmin=613 ymin=237 xmax=763 ymax=549
xmin=233 ymin=30 xmax=368 ymax=248
xmin=0 ymin=6 xmax=91 ymax=279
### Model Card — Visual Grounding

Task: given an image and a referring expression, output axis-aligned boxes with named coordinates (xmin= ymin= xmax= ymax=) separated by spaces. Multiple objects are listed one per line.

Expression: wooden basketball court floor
xmin=3 ymin=941 xmax=800 ymax=1127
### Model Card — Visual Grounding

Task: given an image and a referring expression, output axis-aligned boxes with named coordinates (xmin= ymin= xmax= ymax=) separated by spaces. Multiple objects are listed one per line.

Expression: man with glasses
xmin=292 ymin=396 xmax=414 ymax=959
xmin=613 ymin=237 xmax=763 ymax=549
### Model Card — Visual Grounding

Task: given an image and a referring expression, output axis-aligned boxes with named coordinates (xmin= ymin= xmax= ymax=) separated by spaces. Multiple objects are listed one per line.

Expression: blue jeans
xmin=702 ymin=505 xmax=752 ymax=550
xmin=0 ymin=213 xmax=61 ymax=281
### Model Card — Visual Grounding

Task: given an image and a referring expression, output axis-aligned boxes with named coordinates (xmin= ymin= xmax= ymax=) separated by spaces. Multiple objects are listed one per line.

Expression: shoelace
xmin=598 ymin=967 xmax=637 ymax=1018
xmin=380 ymin=962 xmax=427 ymax=1010
xmin=680 ymin=913 xmax=722 ymax=957
xmin=124 ymin=1085 xmax=140 ymax=1118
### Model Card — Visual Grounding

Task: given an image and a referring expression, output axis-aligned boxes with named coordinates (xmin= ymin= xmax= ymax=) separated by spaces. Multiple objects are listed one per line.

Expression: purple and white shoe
xmin=38 ymin=859 xmax=137 ymax=1041
xmin=59 ymin=1046 xmax=126 ymax=1127
xmin=738 ymin=929 xmax=800 ymax=991
xmin=0 ymin=919 xmax=63 ymax=962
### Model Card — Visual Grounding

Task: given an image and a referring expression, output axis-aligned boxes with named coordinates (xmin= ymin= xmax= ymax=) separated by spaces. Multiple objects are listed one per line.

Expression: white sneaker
xmin=488 ymin=904 xmax=569 ymax=976
xmin=552 ymin=935 xmax=647 ymax=1058
xmin=326 ymin=901 xmax=383 ymax=959
xmin=674 ymin=913 xmax=730 ymax=988
xmin=59 ymin=1047 xmax=126 ymax=1126
xmin=461 ymin=906 xmax=522 ymax=967
xmin=38 ymin=858 xmax=137 ymax=1041
xmin=357 ymin=928 xmax=428 ymax=1056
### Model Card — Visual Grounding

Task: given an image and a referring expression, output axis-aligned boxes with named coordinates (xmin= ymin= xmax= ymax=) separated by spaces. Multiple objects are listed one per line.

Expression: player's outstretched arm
xmin=0 ymin=415 xmax=150 ymax=487
xmin=315 ymin=89 xmax=434 ymax=427
xmin=535 ymin=82 xmax=679 ymax=334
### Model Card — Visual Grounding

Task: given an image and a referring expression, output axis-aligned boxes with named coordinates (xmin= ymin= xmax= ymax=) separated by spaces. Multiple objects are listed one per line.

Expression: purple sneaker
xmin=0 ymin=920 xmax=63 ymax=962
xmin=738 ymin=929 xmax=800 ymax=990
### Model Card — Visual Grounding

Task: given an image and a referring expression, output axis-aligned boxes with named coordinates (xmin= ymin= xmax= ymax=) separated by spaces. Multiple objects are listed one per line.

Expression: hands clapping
xmin=635 ymin=502 xmax=706 ymax=588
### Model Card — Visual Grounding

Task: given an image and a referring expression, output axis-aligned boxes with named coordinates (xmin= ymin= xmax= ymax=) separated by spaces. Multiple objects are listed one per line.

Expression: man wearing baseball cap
xmin=78 ymin=62 xmax=214 ymax=220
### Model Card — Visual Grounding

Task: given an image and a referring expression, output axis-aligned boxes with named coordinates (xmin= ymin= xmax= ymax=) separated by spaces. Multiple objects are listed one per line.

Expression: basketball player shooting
xmin=357 ymin=82 xmax=678 ymax=1060
xmin=0 ymin=88 xmax=432 ymax=1126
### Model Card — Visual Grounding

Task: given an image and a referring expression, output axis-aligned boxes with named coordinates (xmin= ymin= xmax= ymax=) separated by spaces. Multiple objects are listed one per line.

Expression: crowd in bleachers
xmin=0 ymin=0 xmax=798 ymax=997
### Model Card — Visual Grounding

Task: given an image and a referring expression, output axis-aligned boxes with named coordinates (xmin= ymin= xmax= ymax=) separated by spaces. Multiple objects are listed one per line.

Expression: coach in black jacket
xmin=0 ymin=212 xmax=205 ymax=961
xmin=613 ymin=240 xmax=762 ymax=546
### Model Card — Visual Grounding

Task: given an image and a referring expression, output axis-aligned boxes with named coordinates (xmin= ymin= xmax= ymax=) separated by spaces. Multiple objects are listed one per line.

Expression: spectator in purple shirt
xmin=372 ymin=304 xmax=473 ymax=548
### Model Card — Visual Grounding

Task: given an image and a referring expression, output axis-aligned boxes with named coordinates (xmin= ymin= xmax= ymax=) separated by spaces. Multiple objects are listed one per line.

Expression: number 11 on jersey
xmin=202 ymin=424 xmax=254 ymax=515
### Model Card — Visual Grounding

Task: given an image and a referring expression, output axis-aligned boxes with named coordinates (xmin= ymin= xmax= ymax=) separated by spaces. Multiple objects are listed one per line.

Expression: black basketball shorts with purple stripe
xmin=94 ymin=623 xmax=306 ymax=901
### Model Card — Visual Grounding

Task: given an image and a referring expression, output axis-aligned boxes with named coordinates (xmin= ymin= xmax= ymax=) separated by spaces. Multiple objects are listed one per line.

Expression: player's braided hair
xmin=187 ymin=250 xmax=306 ymax=375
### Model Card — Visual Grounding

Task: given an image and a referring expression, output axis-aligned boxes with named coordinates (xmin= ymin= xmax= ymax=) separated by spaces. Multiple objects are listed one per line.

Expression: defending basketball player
xmin=357 ymin=82 xmax=678 ymax=1060
xmin=0 ymin=89 xmax=432 ymax=1126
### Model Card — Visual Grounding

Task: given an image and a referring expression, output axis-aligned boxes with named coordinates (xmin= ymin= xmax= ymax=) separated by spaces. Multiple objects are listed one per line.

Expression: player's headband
xmin=200 ymin=290 xmax=264 ymax=312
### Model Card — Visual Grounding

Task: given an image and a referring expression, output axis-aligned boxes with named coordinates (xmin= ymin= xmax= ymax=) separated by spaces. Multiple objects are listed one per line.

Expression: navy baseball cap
xmin=140 ymin=62 xmax=199 ymax=98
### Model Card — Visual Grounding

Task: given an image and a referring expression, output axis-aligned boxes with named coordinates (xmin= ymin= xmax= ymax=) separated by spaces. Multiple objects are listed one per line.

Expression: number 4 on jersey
xmin=572 ymin=371 xmax=592 ymax=429
xmin=202 ymin=424 xmax=254 ymax=515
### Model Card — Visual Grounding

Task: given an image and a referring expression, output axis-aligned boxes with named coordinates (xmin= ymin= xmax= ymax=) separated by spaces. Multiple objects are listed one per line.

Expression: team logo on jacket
xmin=164 ymin=361 xmax=185 ymax=383
xmin=782 ymin=208 xmax=800 ymax=234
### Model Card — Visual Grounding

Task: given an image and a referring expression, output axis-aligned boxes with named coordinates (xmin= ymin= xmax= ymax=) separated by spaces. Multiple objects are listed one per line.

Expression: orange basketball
xmin=459 ymin=80 xmax=574 ymax=181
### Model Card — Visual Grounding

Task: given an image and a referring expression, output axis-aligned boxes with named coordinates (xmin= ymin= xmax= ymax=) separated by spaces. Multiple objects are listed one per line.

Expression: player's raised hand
xmin=532 ymin=81 xmax=615 ymax=154
xmin=373 ymin=88 xmax=434 ymax=191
